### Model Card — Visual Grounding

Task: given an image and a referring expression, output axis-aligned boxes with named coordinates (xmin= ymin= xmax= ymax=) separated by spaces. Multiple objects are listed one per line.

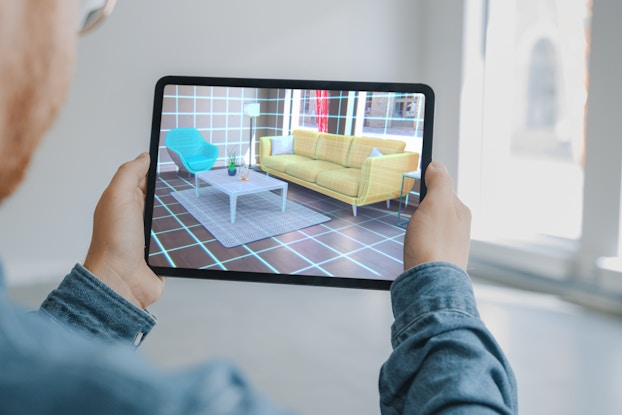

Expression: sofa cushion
xmin=292 ymin=130 xmax=320 ymax=158
xmin=369 ymin=147 xmax=384 ymax=157
xmin=271 ymin=135 xmax=294 ymax=155
xmin=316 ymin=133 xmax=353 ymax=166
xmin=262 ymin=154 xmax=312 ymax=173
xmin=285 ymin=160 xmax=344 ymax=183
xmin=316 ymin=168 xmax=362 ymax=197
xmin=346 ymin=137 xmax=406 ymax=168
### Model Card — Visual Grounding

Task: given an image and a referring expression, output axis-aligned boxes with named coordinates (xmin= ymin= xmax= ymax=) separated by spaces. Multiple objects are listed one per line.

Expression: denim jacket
xmin=0 ymin=262 xmax=517 ymax=414
xmin=380 ymin=262 xmax=518 ymax=414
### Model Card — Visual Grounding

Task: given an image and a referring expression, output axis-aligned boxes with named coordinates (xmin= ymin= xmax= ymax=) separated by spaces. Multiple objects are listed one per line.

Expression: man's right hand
xmin=84 ymin=153 xmax=164 ymax=310
xmin=403 ymin=162 xmax=472 ymax=271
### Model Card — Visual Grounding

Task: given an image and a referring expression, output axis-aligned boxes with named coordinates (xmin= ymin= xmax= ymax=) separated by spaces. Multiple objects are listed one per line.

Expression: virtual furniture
xmin=196 ymin=169 xmax=288 ymax=224
xmin=165 ymin=128 xmax=219 ymax=197
xmin=396 ymin=170 xmax=421 ymax=228
xmin=259 ymin=130 xmax=419 ymax=216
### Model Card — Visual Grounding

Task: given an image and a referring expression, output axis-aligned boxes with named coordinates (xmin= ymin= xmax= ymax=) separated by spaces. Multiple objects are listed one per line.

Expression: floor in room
xmin=148 ymin=170 xmax=417 ymax=280
xmin=9 ymin=274 xmax=622 ymax=415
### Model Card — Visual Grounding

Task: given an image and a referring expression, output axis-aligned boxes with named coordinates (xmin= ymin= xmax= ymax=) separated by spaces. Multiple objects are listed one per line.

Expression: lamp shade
xmin=244 ymin=102 xmax=260 ymax=118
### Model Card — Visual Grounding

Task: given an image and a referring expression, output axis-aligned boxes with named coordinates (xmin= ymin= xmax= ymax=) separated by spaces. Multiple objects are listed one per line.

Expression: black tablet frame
xmin=144 ymin=75 xmax=434 ymax=290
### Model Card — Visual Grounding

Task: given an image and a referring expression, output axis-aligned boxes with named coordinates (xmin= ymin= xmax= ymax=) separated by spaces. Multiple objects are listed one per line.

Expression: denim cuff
xmin=40 ymin=264 xmax=157 ymax=346
xmin=389 ymin=262 xmax=480 ymax=348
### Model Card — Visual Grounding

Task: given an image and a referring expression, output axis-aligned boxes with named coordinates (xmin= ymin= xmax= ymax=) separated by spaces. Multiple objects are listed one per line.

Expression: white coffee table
xmin=196 ymin=169 xmax=288 ymax=224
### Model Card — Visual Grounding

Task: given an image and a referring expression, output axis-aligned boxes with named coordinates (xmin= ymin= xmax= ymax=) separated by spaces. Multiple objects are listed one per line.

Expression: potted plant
xmin=227 ymin=149 xmax=237 ymax=176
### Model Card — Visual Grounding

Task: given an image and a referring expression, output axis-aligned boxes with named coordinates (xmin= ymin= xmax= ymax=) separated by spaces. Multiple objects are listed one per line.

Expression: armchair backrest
xmin=165 ymin=128 xmax=218 ymax=173
xmin=165 ymin=128 xmax=207 ymax=155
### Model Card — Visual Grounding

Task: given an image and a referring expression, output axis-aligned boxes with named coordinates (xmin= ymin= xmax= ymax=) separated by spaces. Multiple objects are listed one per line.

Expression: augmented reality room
xmin=149 ymin=84 xmax=425 ymax=280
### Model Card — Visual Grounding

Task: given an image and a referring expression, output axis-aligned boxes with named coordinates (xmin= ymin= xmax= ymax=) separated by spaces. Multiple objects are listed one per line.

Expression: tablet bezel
xmin=144 ymin=75 xmax=434 ymax=290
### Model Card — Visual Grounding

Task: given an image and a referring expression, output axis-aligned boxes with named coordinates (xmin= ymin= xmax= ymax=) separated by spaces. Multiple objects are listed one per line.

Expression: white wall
xmin=0 ymin=0 xmax=464 ymax=284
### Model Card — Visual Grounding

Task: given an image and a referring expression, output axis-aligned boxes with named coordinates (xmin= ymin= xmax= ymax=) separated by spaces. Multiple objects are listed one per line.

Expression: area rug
xmin=171 ymin=187 xmax=331 ymax=247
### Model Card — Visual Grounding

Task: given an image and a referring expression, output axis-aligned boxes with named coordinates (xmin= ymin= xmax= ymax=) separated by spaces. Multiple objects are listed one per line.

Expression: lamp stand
xmin=248 ymin=117 xmax=254 ymax=168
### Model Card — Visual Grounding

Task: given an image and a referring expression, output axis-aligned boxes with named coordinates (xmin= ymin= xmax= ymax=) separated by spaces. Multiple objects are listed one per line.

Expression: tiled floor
xmin=148 ymin=170 xmax=417 ymax=282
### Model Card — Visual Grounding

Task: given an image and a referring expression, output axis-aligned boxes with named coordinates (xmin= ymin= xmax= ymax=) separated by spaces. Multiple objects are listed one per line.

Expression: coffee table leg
xmin=230 ymin=194 xmax=237 ymax=224
xmin=281 ymin=185 xmax=288 ymax=212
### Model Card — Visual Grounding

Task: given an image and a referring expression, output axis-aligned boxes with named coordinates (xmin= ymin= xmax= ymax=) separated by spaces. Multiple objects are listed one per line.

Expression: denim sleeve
xmin=39 ymin=263 xmax=156 ymax=346
xmin=379 ymin=262 xmax=518 ymax=415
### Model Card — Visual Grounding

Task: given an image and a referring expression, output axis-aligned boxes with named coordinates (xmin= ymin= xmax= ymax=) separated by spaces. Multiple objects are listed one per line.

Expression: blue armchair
xmin=165 ymin=128 xmax=219 ymax=196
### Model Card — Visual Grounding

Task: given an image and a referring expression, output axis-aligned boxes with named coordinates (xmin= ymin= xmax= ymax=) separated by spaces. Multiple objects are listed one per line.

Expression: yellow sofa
xmin=259 ymin=130 xmax=419 ymax=216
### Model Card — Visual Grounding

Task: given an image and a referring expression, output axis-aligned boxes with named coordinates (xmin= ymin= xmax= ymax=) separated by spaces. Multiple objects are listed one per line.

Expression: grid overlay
xmin=158 ymin=86 xmax=425 ymax=173
xmin=148 ymin=171 xmax=412 ymax=281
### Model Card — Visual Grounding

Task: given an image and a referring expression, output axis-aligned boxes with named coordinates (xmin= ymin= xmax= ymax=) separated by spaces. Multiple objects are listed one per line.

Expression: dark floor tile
xmin=156 ymin=228 xmax=197 ymax=250
xmin=371 ymin=239 xmax=404 ymax=262
xmin=203 ymin=240 xmax=251 ymax=261
xmin=321 ymin=216 xmax=354 ymax=231
xmin=188 ymin=224 xmax=215 ymax=244
xmin=157 ymin=194 xmax=177 ymax=206
xmin=275 ymin=230 xmax=307 ymax=244
xmin=176 ymin=212 xmax=201 ymax=228
xmin=152 ymin=205 xmax=170 ymax=219
xmin=298 ymin=223 xmax=332 ymax=237
xmin=313 ymin=232 xmax=366 ymax=254
xmin=362 ymin=219 xmax=405 ymax=238
xmin=347 ymin=248 xmax=402 ymax=279
xmin=257 ymin=246 xmax=313 ymax=274
xmin=245 ymin=237 xmax=282 ymax=252
xmin=167 ymin=201 xmax=189 ymax=216
xmin=338 ymin=225 xmax=387 ymax=246
xmin=287 ymin=239 xmax=340 ymax=265
xmin=147 ymin=252 xmax=170 ymax=267
xmin=318 ymin=256 xmax=382 ymax=280
xmin=167 ymin=245 xmax=217 ymax=269
xmin=151 ymin=216 xmax=183 ymax=234
xmin=223 ymin=254 xmax=275 ymax=274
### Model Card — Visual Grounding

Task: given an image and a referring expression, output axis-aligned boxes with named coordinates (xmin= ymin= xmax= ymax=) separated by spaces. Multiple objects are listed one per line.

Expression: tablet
xmin=144 ymin=76 xmax=434 ymax=289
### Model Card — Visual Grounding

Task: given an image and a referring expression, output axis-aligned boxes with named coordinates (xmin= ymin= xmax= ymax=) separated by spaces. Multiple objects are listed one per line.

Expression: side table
xmin=396 ymin=170 xmax=421 ymax=228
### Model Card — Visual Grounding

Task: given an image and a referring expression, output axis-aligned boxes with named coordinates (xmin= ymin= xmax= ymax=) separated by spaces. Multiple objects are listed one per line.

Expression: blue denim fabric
xmin=40 ymin=264 xmax=157 ymax=345
xmin=0 ymin=263 xmax=294 ymax=414
xmin=379 ymin=262 xmax=518 ymax=415
xmin=0 ymin=260 xmax=517 ymax=414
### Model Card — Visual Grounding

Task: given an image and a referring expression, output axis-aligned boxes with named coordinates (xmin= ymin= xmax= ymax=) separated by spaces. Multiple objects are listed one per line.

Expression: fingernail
xmin=429 ymin=161 xmax=447 ymax=174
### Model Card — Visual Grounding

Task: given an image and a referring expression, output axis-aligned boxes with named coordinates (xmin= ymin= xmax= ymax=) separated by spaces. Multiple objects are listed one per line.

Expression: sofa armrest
xmin=358 ymin=152 xmax=420 ymax=203
xmin=259 ymin=136 xmax=274 ymax=163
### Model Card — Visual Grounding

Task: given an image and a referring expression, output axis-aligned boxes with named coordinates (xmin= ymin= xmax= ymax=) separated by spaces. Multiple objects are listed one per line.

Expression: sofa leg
xmin=352 ymin=205 xmax=357 ymax=216
xmin=386 ymin=200 xmax=391 ymax=209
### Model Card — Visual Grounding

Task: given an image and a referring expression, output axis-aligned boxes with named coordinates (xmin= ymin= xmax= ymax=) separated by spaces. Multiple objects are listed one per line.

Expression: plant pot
xmin=228 ymin=167 xmax=237 ymax=176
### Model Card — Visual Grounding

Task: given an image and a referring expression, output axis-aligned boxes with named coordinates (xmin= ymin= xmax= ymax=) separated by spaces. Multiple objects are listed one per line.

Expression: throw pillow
xmin=271 ymin=135 xmax=294 ymax=155
xmin=369 ymin=147 xmax=384 ymax=157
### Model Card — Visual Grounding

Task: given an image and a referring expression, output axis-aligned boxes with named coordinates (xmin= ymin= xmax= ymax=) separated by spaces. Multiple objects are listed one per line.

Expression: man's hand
xmin=403 ymin=162 xmax=472 ymax=271
xmin=84 ymin=153 xmax=164 ymax=309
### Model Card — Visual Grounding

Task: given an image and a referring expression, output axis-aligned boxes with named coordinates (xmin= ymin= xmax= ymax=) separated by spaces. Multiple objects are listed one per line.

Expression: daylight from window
xmin=478 ymin=0 xmax=591 ymax=241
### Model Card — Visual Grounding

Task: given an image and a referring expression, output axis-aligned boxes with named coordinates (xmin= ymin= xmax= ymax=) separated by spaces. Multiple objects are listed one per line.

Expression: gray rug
xmin=171 ymin=186 xmax=331 ymax=247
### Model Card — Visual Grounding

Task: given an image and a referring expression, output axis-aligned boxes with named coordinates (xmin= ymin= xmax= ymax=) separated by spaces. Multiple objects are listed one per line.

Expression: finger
xmin=424 ymin=162 xmax=455 ymax=199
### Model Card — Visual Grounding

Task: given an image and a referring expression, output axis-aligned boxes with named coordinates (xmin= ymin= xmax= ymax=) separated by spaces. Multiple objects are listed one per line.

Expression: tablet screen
xmin=144 ymin=76 xmax=434 ymax=289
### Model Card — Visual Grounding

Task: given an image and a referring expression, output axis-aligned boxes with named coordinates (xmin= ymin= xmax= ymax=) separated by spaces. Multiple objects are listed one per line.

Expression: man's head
xmin=0 ymin=0 xmax=78 ymax=202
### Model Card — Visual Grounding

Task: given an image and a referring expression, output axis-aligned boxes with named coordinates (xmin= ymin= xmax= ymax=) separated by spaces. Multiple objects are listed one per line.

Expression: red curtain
xmin=315 ymin=90 xmax=329 ymax=133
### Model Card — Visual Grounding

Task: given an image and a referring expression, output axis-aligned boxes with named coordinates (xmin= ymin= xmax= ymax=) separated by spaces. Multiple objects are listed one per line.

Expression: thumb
xmin=109 ymin=153 xmax=151 ymax=192
xmin=424 ymin=162 xmax=454 ymax=197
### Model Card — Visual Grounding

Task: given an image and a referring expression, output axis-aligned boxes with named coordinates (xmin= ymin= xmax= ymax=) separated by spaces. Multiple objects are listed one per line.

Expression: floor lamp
xmin=244 ymin=103 xmax=260 ymax=168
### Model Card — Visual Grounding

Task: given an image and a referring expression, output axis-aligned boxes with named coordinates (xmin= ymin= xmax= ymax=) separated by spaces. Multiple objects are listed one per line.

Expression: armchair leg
xmin=195 ymin=174 xmax=200 ymax=197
